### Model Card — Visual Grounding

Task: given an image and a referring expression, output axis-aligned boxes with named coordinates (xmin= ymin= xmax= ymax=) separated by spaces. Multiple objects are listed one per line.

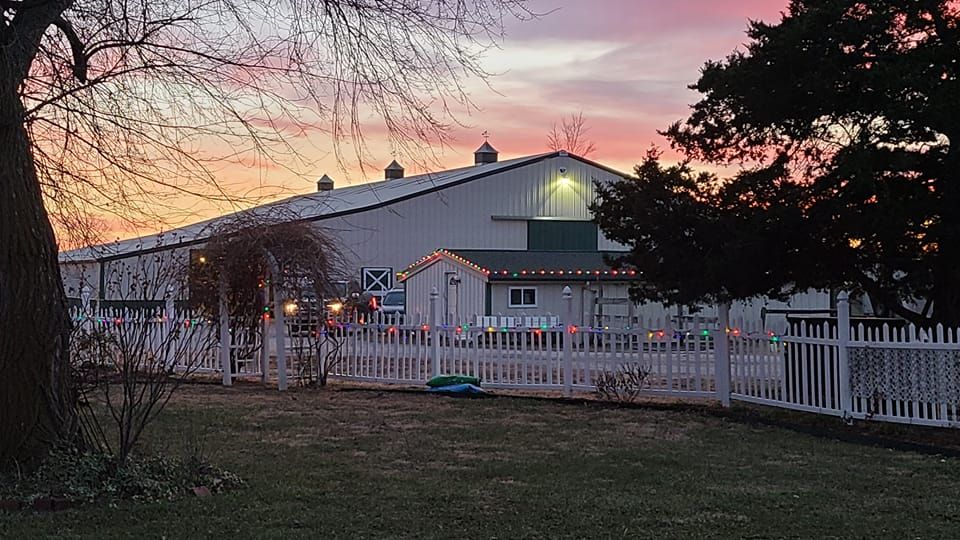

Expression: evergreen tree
xmin=593 ymin=1 xmax=960 ymax=325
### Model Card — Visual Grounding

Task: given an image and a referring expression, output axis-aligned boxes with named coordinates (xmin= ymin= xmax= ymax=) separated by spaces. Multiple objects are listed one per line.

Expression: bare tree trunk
xmin=0 ymin=62 xmax=77 ymax=468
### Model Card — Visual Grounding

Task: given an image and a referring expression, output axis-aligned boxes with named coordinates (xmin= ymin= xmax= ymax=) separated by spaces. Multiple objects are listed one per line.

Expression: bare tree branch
xmin=51 ymin=15 xmax=87 ymax=82
xmin=13 ymin=0 xmax=537 ymax=246
xmin=547 ymin=111 xmax=597 ymax=157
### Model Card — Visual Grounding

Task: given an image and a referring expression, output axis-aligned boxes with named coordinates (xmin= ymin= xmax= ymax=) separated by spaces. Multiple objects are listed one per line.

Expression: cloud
xmin=70 ymin=1 xmax=792 ymax=242
xmin=509 ymin=0 xmax=787 ymax=42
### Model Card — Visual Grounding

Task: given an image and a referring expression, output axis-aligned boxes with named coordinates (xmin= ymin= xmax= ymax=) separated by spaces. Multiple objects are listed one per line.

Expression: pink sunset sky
xmin=458 ymin=0 xmax=789 ymax=167
xmin=96 ymin=0 xmax=790 ymax=241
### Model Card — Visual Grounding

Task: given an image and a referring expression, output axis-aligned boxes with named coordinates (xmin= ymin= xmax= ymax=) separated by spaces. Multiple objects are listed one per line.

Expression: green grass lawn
xmin=3 ymin=383 xmax=960 ymax=539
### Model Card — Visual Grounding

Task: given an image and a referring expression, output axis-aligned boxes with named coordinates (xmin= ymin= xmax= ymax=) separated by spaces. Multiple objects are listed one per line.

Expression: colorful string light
xmin=397 ymin=249 xmax=638 ymax=282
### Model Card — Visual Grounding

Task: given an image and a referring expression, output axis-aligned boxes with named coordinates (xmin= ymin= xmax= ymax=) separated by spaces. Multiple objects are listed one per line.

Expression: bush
xmin=594 ymin=364 xmax=652 ymax=404
xmin=0 ymin=448 xmax=243 ymax=506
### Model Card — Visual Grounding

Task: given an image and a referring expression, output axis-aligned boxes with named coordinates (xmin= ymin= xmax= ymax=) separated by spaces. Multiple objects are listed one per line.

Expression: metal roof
xmin=474 ymin=141 xmax=498 ymax=154
xmin=59 ymin=152 xmax=562 ymax=263
xmin=399 ymin=249 xmax=637 ymax=282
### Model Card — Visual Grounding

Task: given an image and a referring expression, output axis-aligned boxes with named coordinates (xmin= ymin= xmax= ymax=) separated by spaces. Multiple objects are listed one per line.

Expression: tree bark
xmin=0 ymin=58 xmax=77 ymax=469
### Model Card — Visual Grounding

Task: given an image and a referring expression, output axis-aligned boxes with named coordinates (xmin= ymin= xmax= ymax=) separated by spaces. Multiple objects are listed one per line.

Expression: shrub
xmin=0 ymin=448 xmax=243 ymax=506
xmin=594 ymin=364 xmax=652 ymax=404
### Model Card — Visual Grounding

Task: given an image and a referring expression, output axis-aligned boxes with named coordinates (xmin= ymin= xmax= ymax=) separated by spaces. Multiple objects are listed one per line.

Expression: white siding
xmin=490 ymin=282 xmax=587 ymax=323
xmin=598 ymin=232 xmax=629 ymax=251
xmin=403 ymin=258 xmax=486 ymax=324
xmin=490 ymin=281 xmax=653 ymax=327
xmin=629 ymin=292 xmax=833 ymax=333
xmin=99 ymin=248 xmax=192 ymax=301
xmin=730 ymin=291 xmax=832 ymax=333
xmin=311 ymin=155 xmax=625 ymax=276
xmin=61 ymin=262 xmax=99 ymax=298
xmin=488 ymin=282 xmax=832 ymax=331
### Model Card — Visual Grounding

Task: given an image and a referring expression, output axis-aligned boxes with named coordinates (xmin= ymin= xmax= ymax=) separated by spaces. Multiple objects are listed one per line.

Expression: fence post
xmin=164 ymin=286 xmax=175 ymax=369
xmin=80 ymin=285 xmax=93 ymax=332
xmin=562 ymin=286 xmax=573 ymax=397
xmin=258 ymin=281 xmax=268 ymax=383
xmin=275 ymin=285 xmax=288 ymax=391
xmin=837 ymin=291 xmax=852 ymax=419
xmin=715 ymin=301 xmax=731 ymax=407
xmin=218 ymin=277 xmax=232 ymax=386
xmin=430 ymin=287 xmax=441 ymax=379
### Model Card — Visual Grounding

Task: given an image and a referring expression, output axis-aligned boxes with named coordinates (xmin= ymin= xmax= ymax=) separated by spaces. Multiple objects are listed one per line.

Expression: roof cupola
xmin=474 ymin=141 xmax=499 ymax=165
xmin=384 ymin=159 xmax=404 ymax=180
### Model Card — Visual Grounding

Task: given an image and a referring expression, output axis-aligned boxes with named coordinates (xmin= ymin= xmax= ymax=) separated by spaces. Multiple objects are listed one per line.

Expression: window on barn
xmin=508 ymin=287 xmax=537 ymax=308
xmin=527 ymin=220 xmax=597 ymax=251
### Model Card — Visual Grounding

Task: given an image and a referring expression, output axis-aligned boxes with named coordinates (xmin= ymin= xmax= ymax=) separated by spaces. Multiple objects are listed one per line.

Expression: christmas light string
xmin=72 ymin=312 xmax=784 ymax=344
xmin=397 ymin=249 xmax=638 ymax=281
xmin=71 ymin=314 xmax=210 ymax=326
xmin=306 ymin=318 xmax=785 ymax=343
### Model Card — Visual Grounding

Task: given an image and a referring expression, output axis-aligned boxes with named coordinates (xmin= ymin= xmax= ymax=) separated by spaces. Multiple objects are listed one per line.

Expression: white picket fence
xmin=729 ymin=320 xmax=843 ymax=416
xmin=319 ymin=290 xmax=960 ymax=428
xmin=324 ymin=319 xmax=717 ymax=399
xmin=725 ymin=296 xmax=960 ymax=428
xmin=69 ymin=289 xmax=960 ymax=429
xmin=69 ymin=302 xmax=219 ymax=373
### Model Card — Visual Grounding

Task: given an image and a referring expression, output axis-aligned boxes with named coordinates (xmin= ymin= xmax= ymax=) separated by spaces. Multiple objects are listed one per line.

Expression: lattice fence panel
xmin=849 ymin=347 xmax=960 ymax=404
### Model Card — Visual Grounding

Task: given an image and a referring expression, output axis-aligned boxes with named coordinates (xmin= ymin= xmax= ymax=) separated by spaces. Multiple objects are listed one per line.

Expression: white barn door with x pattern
xmin=361 ymin=267 xmax=393 ymax=295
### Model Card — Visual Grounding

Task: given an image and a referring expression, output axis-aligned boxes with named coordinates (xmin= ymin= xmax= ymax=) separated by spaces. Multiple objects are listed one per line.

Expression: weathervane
xmin=482 ymin=130 xmax=490 ymax=141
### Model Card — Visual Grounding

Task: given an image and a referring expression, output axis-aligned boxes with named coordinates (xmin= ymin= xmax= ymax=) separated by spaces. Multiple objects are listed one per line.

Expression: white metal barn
xmin=58 ymin=141 xmax=833 ymax=328
xmin=59 ymin=144 xmax=626 ymax=299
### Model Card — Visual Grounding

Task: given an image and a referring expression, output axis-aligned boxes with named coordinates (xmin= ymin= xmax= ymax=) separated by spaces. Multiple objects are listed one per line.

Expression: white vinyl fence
xmin=69 ymin=288 xmax=960 ymax=429
xmin=321 ymin=289 xmax=960 ymax=428
xmin=324 ymin=317 xmax=717 ymax=399
xmin=725 ymin=294 xmax=960 ymax=427
xmin=69 ymin=300 xmax=219 ymax=372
